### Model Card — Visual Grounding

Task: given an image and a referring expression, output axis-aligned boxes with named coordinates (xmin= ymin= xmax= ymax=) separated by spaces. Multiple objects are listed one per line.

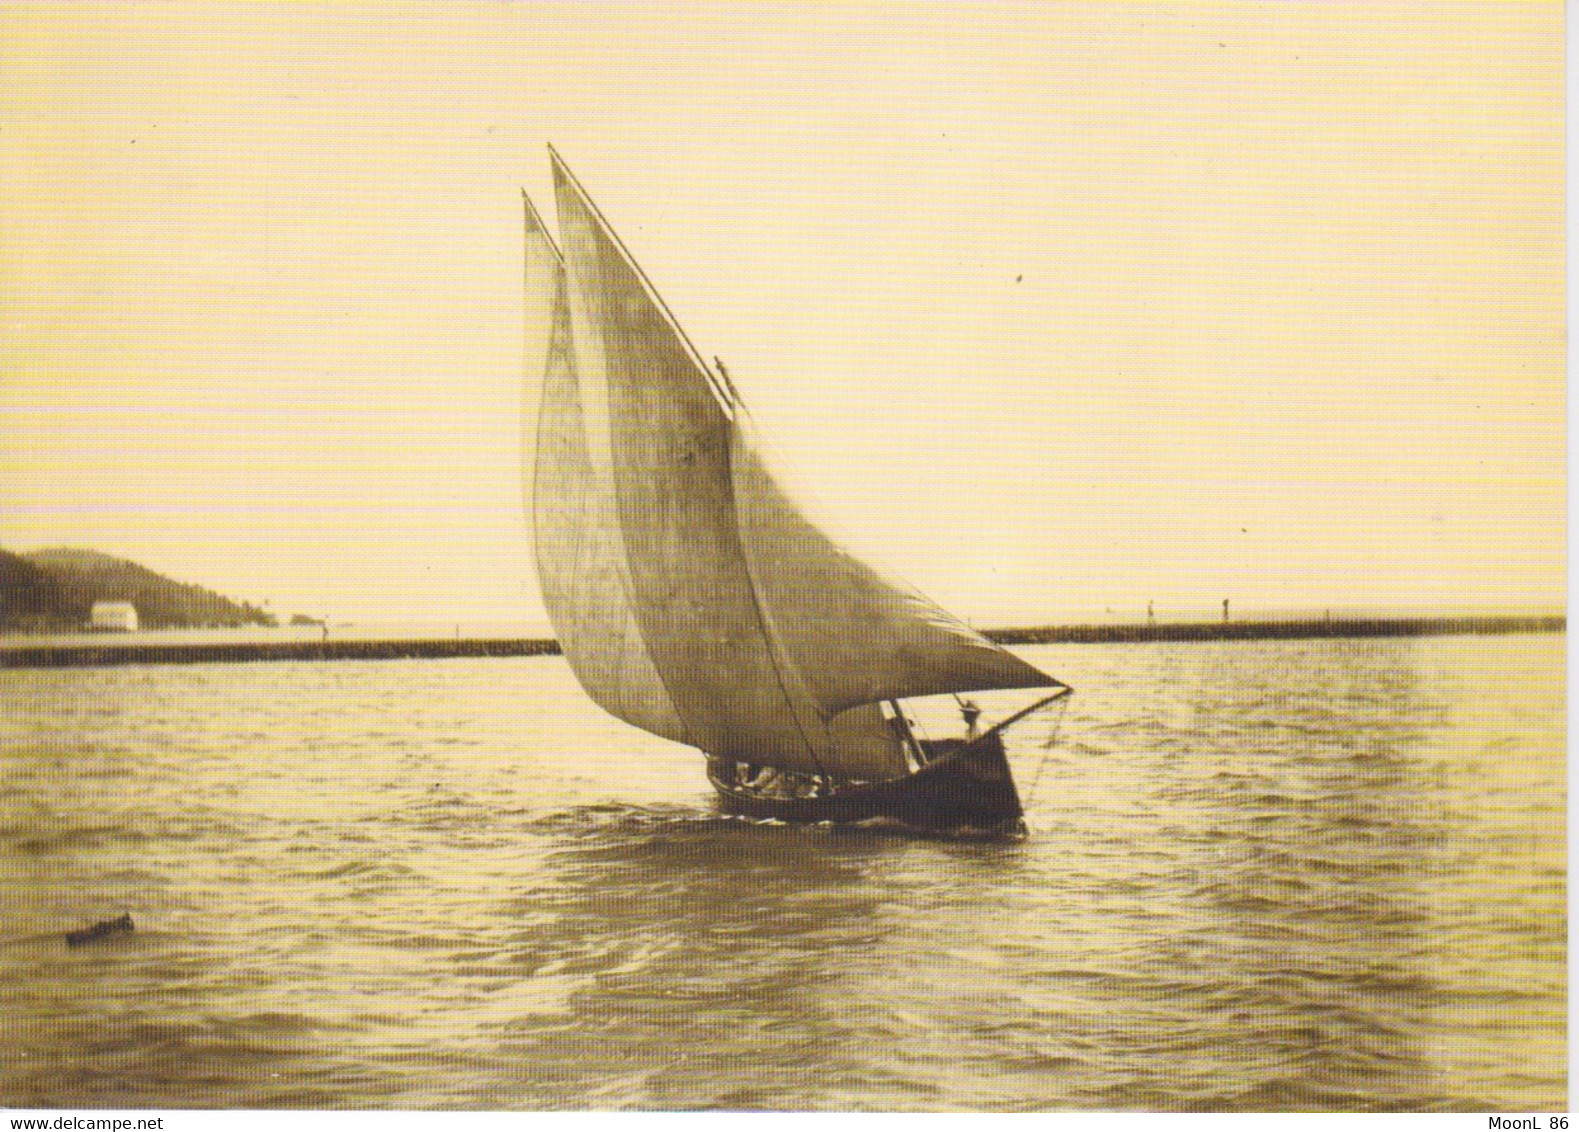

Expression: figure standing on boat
xmin=961 ymin=699 xmax=982 ymax=742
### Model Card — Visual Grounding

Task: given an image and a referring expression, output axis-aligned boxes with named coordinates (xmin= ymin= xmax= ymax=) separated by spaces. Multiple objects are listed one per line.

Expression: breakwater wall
xmin=1 ymin=637 xmax=562 ymax=670
xmin=986 ymin=615 xmax=1565 ymax=646
xmin=1 ymin=615 xmax=1562 ymax=670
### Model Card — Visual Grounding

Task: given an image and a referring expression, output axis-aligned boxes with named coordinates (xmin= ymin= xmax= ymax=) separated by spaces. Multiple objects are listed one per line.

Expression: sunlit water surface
xmin=1 ymin=636 xmax=1563 ymax=1110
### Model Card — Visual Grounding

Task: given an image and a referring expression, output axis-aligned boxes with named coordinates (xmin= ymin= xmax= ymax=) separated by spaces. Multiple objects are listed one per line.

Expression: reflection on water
xmin=0 ymin=635 xmax=1564 ymax=1110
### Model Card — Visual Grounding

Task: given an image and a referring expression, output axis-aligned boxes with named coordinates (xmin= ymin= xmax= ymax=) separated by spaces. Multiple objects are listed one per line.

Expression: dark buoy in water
xmin=66 ymin=912 xmax=133 ymax=948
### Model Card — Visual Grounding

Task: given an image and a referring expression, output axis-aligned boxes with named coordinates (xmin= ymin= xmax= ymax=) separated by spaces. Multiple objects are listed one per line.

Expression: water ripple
xmin=0 ymin=637 xmax=1564 ymax=1110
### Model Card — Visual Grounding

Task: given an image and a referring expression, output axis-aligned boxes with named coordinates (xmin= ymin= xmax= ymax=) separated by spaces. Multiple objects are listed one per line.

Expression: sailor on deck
xmin=961 ymin=700 xmax=982 ymax=742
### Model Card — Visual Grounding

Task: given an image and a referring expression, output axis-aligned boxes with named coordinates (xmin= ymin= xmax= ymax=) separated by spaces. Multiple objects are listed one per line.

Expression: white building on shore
xmin=89 ymin=601 xmax=139 ymax=631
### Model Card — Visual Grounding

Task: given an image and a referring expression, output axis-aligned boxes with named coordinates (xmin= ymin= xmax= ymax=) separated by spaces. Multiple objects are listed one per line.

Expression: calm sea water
xmin=1 ymin=636 xmax=1564 ymax=1111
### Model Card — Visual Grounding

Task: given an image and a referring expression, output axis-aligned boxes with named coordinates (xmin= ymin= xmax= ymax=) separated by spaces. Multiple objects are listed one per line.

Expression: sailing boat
xmin=523 ymin=147 xmax=1070 ymax=834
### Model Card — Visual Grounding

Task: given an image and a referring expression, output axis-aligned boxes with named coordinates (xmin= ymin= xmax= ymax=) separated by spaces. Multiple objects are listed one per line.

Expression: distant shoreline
xmin=0 ymin=614 xmax=1562 ymax=670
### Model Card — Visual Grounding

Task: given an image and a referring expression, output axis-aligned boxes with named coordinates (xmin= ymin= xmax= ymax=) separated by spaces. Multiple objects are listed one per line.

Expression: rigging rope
xmin=1021 ymin=695 xmax=1072 ymax=809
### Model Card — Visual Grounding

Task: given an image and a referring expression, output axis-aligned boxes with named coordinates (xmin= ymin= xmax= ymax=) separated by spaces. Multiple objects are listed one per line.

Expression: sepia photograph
xmin=1 ymin=1 xmax=1565 ymax=1116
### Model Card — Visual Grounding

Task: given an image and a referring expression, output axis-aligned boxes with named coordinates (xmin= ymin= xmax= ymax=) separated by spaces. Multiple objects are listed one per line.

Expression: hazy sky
xmin=1 ymin=3 xmax=1564 ymax=629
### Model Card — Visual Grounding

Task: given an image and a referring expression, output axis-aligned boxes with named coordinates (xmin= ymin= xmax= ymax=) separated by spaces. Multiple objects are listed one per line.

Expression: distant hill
xmin=0 ymin=548 xmax=277 ymax=631
xmin=0 ymin=551 xmax=73 ymax=624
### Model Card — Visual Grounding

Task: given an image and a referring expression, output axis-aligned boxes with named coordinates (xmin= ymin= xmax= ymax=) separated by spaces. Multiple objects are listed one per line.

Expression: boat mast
xmin=887 ymin=700 xmax=927 ymax=769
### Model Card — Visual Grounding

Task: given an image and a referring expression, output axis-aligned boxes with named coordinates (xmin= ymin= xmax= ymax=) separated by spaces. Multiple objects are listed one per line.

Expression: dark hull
xmin=707 ymin=732 xmax=1024 ymax=834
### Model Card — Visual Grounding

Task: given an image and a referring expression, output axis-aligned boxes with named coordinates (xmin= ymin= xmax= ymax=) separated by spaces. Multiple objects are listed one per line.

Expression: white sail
xmin=525 ymin=192 xmax=689 ymax=745
xmin=532 ymin=149 xmax=1058 ymax=780
xmin=548 ymin=155 xmax=860 ymax=775
xmin=728 ymin=409 xmax=1059 ymax=715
